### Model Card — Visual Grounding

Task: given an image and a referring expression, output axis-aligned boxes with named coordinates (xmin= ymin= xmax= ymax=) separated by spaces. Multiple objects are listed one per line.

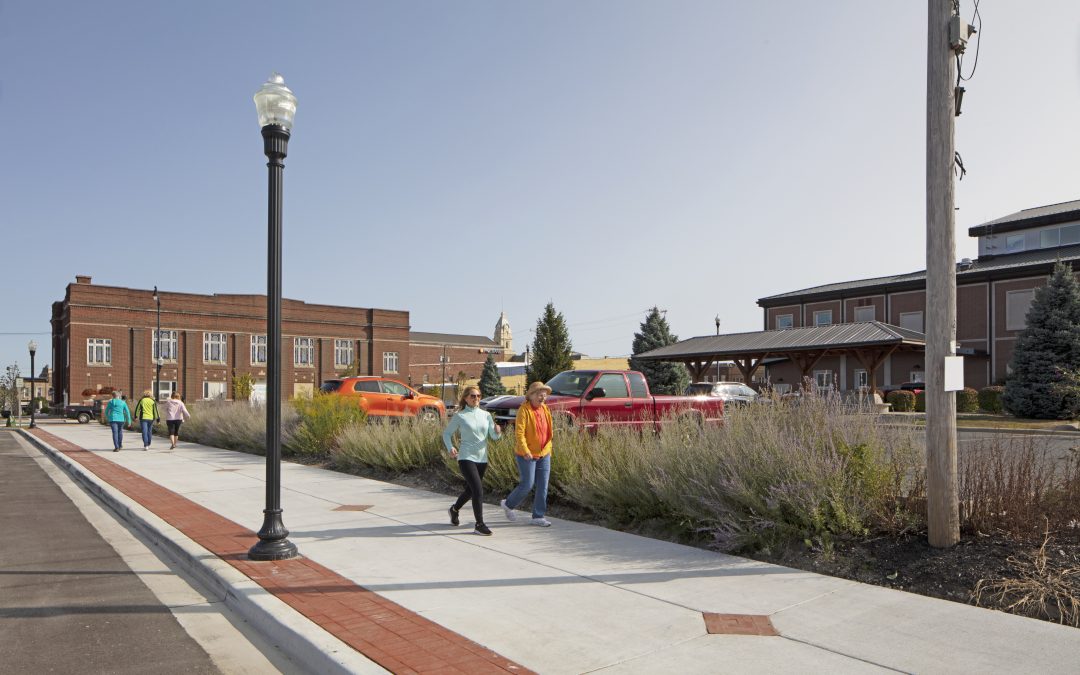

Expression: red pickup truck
xmin=482 ymin=370 xmax=725 ymax=429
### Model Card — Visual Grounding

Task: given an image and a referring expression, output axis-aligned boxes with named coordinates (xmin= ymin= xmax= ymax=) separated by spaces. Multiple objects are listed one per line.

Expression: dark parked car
xmin=684 ymin=382 xmax=761 ymax=407
xmin=63 ymin=399 xmax=105 ymax=424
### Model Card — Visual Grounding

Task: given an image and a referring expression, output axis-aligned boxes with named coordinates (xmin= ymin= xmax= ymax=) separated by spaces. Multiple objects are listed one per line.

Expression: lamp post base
xmin=249 ymin=509 xmax=299 ymax=561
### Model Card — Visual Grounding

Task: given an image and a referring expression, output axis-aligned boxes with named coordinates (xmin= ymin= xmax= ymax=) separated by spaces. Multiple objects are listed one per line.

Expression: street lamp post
xmin=153 ymin=286 xmax=162 ymax=401
xmin=714 ymin=315 xmax=721 ymax=382
xmin=250 ymin=73 xmax=299 ymax=561
xmin=28 ymin=340 xmax=37 ymax=429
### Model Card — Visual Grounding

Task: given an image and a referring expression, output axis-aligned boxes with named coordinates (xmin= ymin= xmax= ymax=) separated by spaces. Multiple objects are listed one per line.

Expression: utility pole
xmin=925 ymin=0 xmax=967 ymax=548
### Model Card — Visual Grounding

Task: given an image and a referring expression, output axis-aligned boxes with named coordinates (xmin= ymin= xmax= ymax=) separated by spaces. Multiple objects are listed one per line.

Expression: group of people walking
xmin=442 ymin=381 xmax=554 ymax=536
xmin=103 ymin=390 xmax=190 ymax=452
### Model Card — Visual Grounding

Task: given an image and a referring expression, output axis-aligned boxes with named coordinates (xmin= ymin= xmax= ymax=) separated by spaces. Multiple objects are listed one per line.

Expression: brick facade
xmin=51 ymin=277 xmax=412 ymax=405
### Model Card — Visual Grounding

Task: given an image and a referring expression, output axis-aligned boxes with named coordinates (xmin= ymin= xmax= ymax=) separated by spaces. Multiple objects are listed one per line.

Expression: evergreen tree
xmin=629 ymin=307 xmax=689 ymax=395
xmin=527 ymin=302 xmax=574 ymax=384
xmin=1003 ymin=261 xmax=1080 ymax=419
xmin=478 ymin=352 xmax=506 ymax=397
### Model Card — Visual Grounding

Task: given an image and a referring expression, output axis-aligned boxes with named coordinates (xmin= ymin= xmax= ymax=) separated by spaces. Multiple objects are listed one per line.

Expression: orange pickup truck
xmin=482 ymin=370 xmax=725 ymax=430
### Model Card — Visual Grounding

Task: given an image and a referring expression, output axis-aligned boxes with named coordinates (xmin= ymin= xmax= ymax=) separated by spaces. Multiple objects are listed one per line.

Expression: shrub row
xmin=174 ymin=392 xmax=1079 ymax=555
xmin=886 ymin=386 xmax=1001 ymax=414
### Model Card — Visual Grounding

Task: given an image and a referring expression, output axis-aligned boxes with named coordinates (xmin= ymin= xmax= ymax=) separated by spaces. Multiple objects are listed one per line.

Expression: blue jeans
xmin=109 ymin=422 xmax=125 ymax=449
xmin=505 ymin=454 xmax=550 ymax=519
xmin=140 ymin=419 xmax=154 ymax=447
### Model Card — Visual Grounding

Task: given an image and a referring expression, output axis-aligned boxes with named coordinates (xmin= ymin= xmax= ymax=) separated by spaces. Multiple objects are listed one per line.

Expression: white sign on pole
xmin=943 ymin=356 xmax=965 ymax=392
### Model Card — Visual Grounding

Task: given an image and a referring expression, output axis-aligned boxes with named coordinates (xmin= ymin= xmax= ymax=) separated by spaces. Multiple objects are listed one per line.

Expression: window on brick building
xmin=87 ymin=338 xmax=112 ymax=365
xmin=383 ymin=351 xmax=399 ymax=373
xmin=294 ymin=337 xmax=315 ymax=366
xmin=813 ymin=310 xmax=832 ymax=327
xmin=776 ymin=314 xmax=793 ymax=330
xmin=153 ymin=380 xmax=177 ymax=401
xmin=153 ymin=330 xmax=178 ymax=362
xmin=334 ymin=339 xmax=354 ymax=367
xmin=203 ymin=332 xmax=227 ymax=364
xmin=853 ymin=306 xmax=875 ymax=322
xmin=251 ymin=335 xmax=267 ymax=364
xmin=899 ymin=311 xmax=924 ymax=332
xmin=1006 ymin=289 xmax=1035 ymax=331
xmin=203 ymin=381 xmax=227 ymax=400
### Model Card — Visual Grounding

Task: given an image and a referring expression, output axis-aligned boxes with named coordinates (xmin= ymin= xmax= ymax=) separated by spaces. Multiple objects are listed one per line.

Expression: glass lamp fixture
xmin=254 ymin=73 xmax=297 ymax=130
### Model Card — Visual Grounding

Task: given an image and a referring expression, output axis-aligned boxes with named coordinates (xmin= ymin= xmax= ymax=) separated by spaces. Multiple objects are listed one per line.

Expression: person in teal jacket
xmin=442 ymin=385 xmax=501 ymax=535
xmin=104 ymin=391 xmax=132 ymax=452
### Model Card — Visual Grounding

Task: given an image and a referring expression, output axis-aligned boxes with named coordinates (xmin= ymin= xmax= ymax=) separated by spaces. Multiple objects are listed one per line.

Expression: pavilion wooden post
xmin=732 ymin=353 xmax=769 ymax=385
xmin=925 ymin=0 xmax=960 ymax=548
xmin=851 ymin=345 xmax=898 ymax=398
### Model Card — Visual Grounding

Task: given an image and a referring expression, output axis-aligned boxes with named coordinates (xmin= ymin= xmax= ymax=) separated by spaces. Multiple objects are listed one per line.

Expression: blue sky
xmin=2 ymin=1 xmax=1079 ymax=374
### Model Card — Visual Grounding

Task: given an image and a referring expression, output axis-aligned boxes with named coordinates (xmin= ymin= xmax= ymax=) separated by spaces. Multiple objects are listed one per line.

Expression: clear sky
xmin=2 ymin=1 xmax=1079 ymax=375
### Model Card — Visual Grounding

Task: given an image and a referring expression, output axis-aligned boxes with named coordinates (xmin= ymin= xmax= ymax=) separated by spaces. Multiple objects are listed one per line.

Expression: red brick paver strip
xmin=702 ymin=613 xmax=778 ymax=636
xmin=32 ymin=429 xmax=531 ymax=674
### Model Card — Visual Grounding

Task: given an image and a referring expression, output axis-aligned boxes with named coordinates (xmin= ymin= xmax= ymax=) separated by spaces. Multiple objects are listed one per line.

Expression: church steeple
xmin=494 ymin=311 xmax=512 ymax=355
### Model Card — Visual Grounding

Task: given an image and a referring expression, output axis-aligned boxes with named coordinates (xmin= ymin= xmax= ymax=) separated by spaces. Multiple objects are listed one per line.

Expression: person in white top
xmin=162 ymin=391 xmax=191 ymax=449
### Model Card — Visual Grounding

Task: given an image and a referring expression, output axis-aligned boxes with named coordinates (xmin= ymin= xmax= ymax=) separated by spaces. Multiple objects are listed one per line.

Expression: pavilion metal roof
xmin=635 ymin=321 xmax=925 ymax=361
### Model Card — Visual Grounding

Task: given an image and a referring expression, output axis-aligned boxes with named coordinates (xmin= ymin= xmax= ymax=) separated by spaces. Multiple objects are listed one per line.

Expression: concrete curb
xmin=19 ymin=429 xmax=382 ymax=675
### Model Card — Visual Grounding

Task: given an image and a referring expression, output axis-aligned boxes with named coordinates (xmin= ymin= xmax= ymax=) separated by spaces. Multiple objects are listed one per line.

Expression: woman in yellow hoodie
xmin=500 ymin=381 xmax=554 ymax=526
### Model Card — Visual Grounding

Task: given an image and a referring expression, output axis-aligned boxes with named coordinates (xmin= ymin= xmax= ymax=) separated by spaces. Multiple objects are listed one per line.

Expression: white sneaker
xmin=531 ymin=517 xmax=552 ymax=527
xmin=500 ymin=499 xmax=517 ymax=522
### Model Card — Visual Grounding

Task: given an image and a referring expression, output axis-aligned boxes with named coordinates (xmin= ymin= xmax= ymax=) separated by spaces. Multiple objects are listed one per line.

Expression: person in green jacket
xmin=442 ymin=385 xmax=501 ymax=535
xmin=104 ymin=391 xmax=132 ymax=452
xmin=133 ymin=390 xmax=160 ymax=450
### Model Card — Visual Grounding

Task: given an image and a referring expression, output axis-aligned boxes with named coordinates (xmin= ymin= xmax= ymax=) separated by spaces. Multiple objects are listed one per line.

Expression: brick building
xmin=407 ymin=332 xmax=503 ymax=389
xmin=756 ymin=199 xmax=1080 ymax=391
xmin=51 ymin=276 xmax=411 ymax=405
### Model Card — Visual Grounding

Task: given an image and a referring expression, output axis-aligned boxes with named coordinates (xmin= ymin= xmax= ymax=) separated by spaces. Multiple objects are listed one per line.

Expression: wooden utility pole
xmin=925 ymin=0 xmax=960 ymax=548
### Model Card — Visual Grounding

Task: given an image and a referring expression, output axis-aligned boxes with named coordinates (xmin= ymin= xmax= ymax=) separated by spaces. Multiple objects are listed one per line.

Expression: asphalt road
xmin=0 ymin=430 xmax=291 ymax=674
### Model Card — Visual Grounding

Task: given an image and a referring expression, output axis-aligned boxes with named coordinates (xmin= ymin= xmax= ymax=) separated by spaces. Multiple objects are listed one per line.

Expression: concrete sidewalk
xmin=22 ymin=423 xmax=1080 ymax=674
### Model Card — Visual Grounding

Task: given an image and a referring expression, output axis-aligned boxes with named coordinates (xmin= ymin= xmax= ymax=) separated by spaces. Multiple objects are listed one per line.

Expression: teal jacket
xmin=442 ymin=405 xmax=500 ymax=463
xmin=105 ymin=398 xmax=132 ymax=424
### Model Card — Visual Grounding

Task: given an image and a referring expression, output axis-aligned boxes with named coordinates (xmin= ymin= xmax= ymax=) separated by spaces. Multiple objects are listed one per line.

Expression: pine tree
xmin=478 ymin=353 xmax=506 ymax=397
xmin=1003 ymin=261 xmax=1080 ymax=419
xmin=629 ymin=307 xmax=689 ymax=395
xmin=527 ymin=302 xmax=574 ymax=384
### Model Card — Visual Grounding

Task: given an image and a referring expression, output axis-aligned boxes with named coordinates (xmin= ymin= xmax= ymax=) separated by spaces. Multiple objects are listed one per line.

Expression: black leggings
xmin=453 ymin=460 xmax=487 ymax=525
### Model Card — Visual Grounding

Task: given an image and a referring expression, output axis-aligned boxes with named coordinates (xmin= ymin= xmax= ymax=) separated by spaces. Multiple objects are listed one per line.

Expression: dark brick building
xmin=52 ymin=276 xmax=411 ymax=405
xmin=757 ymin=199 xmax=1080 ymax=392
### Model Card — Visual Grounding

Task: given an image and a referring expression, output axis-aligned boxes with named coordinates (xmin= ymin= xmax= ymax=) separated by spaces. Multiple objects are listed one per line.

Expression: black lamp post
xmin=28 ymin=340 xmax=37 ymax=429
xmin=153 ymin=286 xmax=162 ymax=401
xmin=715 ymin=315 xmax=721 ymax=382
xmin=249 ymin=73 xmax=299 ymax=561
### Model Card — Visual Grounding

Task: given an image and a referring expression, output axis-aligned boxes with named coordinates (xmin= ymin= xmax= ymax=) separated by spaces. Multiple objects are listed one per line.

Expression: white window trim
xmin=202 ymin=380 xmax=227 ymax=400
xmin=899 ymin=311 xmax=924 ymax=333
xmin=776 ymin=313 xmax=793 ymax=330
xmin=813 ymin=310 xmax=832 ymax=327
xmin=854 ymin=369 xmax=868 ymax=389
xmin=152 ymin=380 xmax=177 ymax=401
xmin=853 ymin=306 xmax=876 ymax=322
xmin=87 ymin=338 xmax=112 ymax=365
xmin=153 ymin=329 xmax=178 ymax=363
xmin=294 ymin=337 xmax=315 ymax=367
xmin=334 ymin=339 xmax=354 ymax=367
xmin=251 ymin=335 xmax=268 ymax=365
xmin=383 ymin=351 xmax=399 ymax=374
xmin=813 ymin=370 xmax=833 ymax=391
xmin=203 ymin=332 xmax=227 ymax=364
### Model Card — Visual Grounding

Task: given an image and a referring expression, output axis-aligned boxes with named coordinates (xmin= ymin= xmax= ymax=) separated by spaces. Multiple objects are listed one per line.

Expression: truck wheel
xmin=77 ymin=412 xmax=91 ymax=424
xmin=418 ymin=407 xmax=440 ymax=423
